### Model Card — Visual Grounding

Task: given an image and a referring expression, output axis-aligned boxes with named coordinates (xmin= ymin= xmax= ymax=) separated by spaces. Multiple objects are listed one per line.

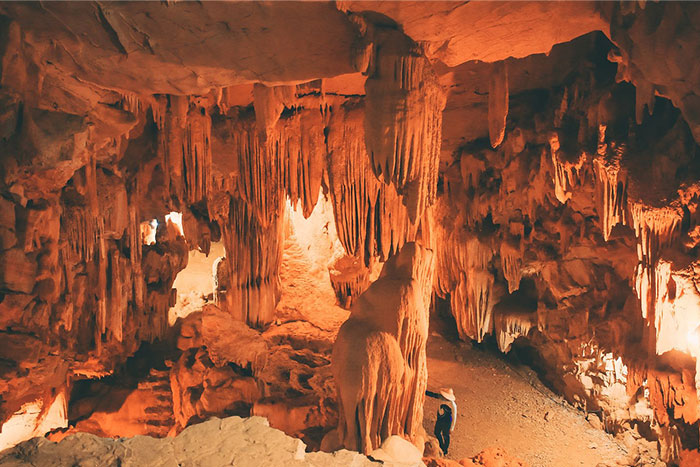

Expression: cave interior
xmin=1 ymin=1 xmax=700 ymax=466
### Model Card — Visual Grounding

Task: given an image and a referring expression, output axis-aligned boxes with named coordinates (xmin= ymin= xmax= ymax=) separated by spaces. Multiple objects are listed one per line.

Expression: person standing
xmin=434 ymin=403 xmax=453 ymax=454
xmin=426 ymin=387 xmax=457 ymax=454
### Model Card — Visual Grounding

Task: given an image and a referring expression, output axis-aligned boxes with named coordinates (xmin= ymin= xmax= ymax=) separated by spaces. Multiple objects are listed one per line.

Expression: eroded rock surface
xmin=0 ymin=416 xmax=375 ymax=467
xmin=0 ymin=1 xmax=699 ymax=464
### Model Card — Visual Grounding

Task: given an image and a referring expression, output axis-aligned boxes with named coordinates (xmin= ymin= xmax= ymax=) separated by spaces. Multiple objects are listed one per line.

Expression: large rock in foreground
xmin=0 ymin=416 xmax=375 ymax=467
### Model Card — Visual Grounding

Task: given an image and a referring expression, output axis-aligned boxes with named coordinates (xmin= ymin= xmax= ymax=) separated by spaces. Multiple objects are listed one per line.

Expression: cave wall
xmin=0 ymin=1 xmax=699 ymax=463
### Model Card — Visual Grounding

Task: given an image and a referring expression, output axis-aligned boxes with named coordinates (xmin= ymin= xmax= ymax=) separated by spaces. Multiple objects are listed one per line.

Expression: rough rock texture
xmin=0 ymin=416 xmax=376 ymax=467
xmin=0 ymin=1 xmax=699 ymax=464
xmin=332 ymin=243 xmax=434 ymax=453
xmin=430 ymin=30 xmax=700 ymax=464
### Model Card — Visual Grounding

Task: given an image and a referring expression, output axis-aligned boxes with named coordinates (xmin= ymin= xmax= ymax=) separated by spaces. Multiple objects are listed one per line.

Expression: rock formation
xmin=332 ymin=242 xmax=433 ymax=453
xmin=0 ymin=416 xmax=375 ymax=467
xmin=0 ymin=1 xmax=699 ymax=465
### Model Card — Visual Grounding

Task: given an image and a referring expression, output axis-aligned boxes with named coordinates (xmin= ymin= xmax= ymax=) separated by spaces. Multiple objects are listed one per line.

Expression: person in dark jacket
xmin=426 ymin=387 xmax=457 ymax=455
xmin=434 ymin=403 xmax=453 ymax=454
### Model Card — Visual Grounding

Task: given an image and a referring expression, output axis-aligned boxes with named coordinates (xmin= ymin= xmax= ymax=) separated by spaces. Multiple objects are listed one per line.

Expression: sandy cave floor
xmin=423 ymin=318 xmax=629 ymax=467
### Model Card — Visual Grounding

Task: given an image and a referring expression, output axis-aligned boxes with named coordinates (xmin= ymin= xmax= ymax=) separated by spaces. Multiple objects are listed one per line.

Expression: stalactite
xmin=364 ymin=32 xmax=446 ymax=222
xmin=106 ymin=247 xmax=128 ymax=343
xmin=435 ymin=221 xmax=496 ymax=342
xmin=375 ymin=182 xmax=417 ymax=262
xmin=327 ymin=100 xmax=380 ymax=262
xmin=593 ymin=131 xmax=627 ymax=241
xmin=629 ymin=203 xmax=683 ymax=266
xmin=435 ymin=228 xmax=493 ymax=297
xmin=328 ymin=255 xmax=370 ymax=309
xmin=228 ymin=114 xmax=284 ymax=228
xmin=326 ymin=100 xmax=420 ymax=266
xmin=464 ymin=269 xmax=496 ymax=343
xmin=214 ymin=195 xmax=284 ymax=327
xmin=627 ymin=365 xmax=698 ymax=427
xmin=635 ymin=80 xmax=655 ymax=125
xmin=488 ymin=61 xmax=509 ymax=148
xmin=460 ymin=153 xmax=486 ymax=190
xmin=273 ymin=110 xmax=325 ymax=218
xmin=120 ymin=92 xmax=144 ymax=116
xmin=128 ymin=202 xmax=144 ymax=311
xmin=630 ymin=202 xmax=683 ymax=321
xmin=61 ymin=158 xmax=104 ymax=265
xmin=500 ymin=238 xmax=523 ymax=294
xmin=495 ymin=310 xmax=535 ymax=353
xmin=549 ymin=132 xmax=586 ymax=204
xmin=158 ymin=96 xmax=212 ymax=207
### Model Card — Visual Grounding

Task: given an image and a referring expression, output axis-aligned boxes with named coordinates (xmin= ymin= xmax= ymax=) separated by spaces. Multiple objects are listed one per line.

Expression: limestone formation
xmin=332 ymin=243 xmax=433 ymax=453
xmin=0 ymin=1 xmax=700 ymax=464
xmin=0 ymin=416 xmax=376 ymax=467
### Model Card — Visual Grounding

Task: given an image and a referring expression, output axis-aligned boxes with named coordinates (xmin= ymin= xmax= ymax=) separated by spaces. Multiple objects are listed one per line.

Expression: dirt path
xmin=423 ymin=320 xmax=628 ymax=467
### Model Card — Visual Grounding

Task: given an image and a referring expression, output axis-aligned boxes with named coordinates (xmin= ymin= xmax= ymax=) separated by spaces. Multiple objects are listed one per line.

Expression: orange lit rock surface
xmin=0 ymin=1 xmax=699 ymax=465
xmin=332 ymin=242 xmax=433 ymax=453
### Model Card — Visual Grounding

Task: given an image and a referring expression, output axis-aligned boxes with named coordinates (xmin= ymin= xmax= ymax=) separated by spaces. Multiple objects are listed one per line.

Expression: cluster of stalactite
xmin=326 ymin=99 xmax=418 ymax=269
xmin=209 ymin=99 xmax=319 ymax=326
xmin=431 ymin=56 xmax=700 ymax=461
xmin=364 ymin=28 xmax=446 ymax=222
xmin=60 ymin=163 xmax=189 ymax=350
xmin=153 ymin=96 xmax=213 ymax=207
xmin=0 ymin=158 xmax=190 ymax=427
xmin=434 ymin=216 xmax=499 ymax=343
xmin=549 ymin=131 xmax=587 ymax=204
xmin=580 ymin=121 xmax=689 ymax=356
xmin=494 ymin=308 xmax=535 ymax=354
xmin=205 ymin=76 xmax=442 ymax=324
xmin=213 ymin=194 xmax=284 ymax=328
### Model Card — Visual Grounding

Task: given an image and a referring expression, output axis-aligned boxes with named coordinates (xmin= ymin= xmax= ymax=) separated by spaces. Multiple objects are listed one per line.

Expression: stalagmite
xmin=488 ymin=61 xmax=509 ymax=148
xmin=332 ymin=243 xmax=433 ymax=454
xmin=364 ymin=30 xmax=446 ymax=221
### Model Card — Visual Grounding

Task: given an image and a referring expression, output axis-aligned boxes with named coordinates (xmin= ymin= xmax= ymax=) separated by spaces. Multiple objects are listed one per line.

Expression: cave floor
xmin=423 ymin=320 xmax=629 ymax=467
